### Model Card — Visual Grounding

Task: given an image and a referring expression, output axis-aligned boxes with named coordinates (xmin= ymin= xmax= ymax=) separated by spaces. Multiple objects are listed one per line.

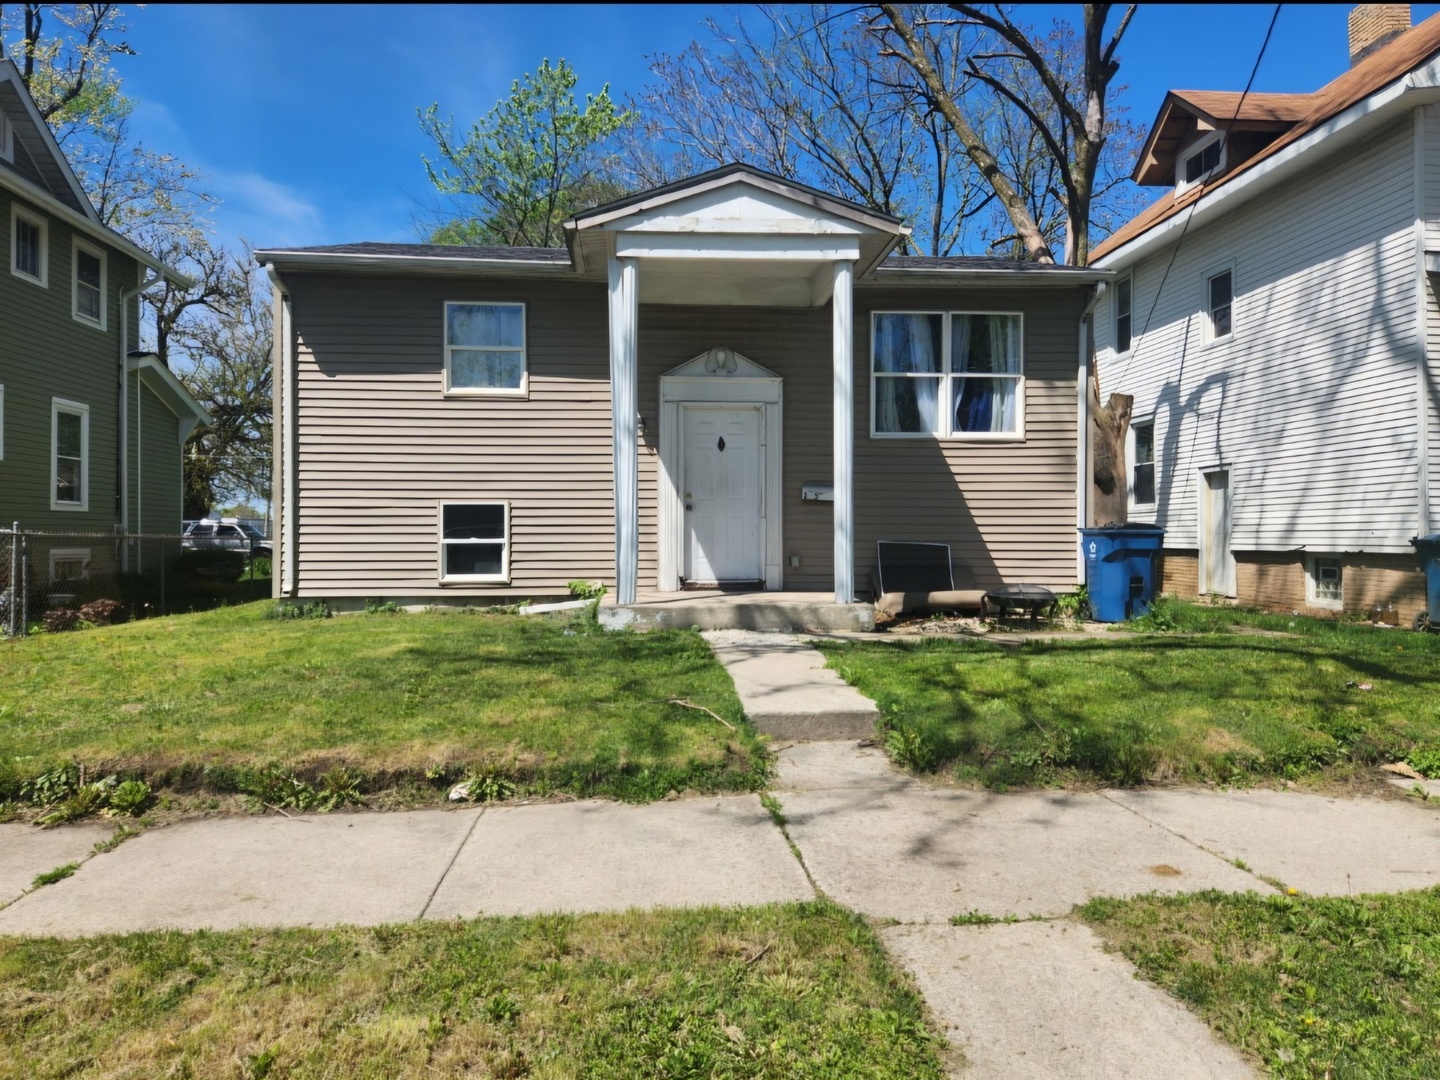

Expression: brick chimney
xmin=1349 ymin=4 xmax=1410 ymax=66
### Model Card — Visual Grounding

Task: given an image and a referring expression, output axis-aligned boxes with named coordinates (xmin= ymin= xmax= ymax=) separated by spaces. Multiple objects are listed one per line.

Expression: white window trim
xmin=1114 ymin=272 xmax=1134 ymax=356
xmin=437 ymin=500 xmax=511 ymax=583
xmin=1175 ymin=131 xmax=1226 ymax=194
xmin=48 ymin=547 xmax=92 ymax=584
xmin=1306 ymin=556 xmax=1344 ymax=611
xmin=0 ymin=111 xmax=12 ymax=162
xmin=1128 ymin=417 xmax=1156 ymax=508
xmin=11 ymin=204 xmax=48 ymax=287
xmin=50 ymin=397 xmax=89 ymax=511
xmin=1202 ymin=262 xmax=1236 ymax=346
xmin=442 ymin=300 xmax=528 ymax=398
xmin=71 ymin=236 xmax=107 ymax=330
xmin=869 ymin=309 xmax=1026 ymax=441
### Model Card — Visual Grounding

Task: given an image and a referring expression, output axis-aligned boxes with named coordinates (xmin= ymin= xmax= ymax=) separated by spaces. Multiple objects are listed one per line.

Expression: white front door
xmin=1201 ymin=469 xmax=1235 ymax=596
xmin=682 ymin=406 xmax=763 ymax=583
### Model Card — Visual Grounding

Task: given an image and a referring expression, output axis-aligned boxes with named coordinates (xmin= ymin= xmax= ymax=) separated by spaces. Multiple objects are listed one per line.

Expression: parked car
xmin=181 ymin=520 xmax=273 ymax=559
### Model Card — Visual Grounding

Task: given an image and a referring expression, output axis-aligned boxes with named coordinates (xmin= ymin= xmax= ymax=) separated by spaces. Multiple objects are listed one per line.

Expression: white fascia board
xmin=1095 ymin=66 xmax=1440 ymax=271
xmin=253 ymin=250 xmax=576 ymax=276
xmin=0 ymin=59 xmax=100 ymax=224
xmin=612 ymin=233 xmax=862 ymax=260
xmin=127 ymin=353 xmax=212 ymax=426
xmin=0 ymin=168 xmax=192 ymax=287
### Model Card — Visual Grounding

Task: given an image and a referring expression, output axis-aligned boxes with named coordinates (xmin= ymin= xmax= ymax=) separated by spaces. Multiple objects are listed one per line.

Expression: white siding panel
xmin=1097 ymin=118 xmax=1423 ymax=553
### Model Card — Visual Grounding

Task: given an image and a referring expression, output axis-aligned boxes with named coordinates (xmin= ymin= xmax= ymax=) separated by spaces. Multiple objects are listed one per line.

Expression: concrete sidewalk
xmin=5 ymin=745 xmax=1438 ymax=1079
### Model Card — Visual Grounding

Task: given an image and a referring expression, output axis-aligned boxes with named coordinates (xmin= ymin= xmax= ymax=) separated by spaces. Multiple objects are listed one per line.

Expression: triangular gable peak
xmin=661 ymin=347 xmax=780 ymax=381
xmin=0 ymin=60 xmax=99 ymax=220
xmin=1133 ymin=90 xmax=1310 ymax=186
xmin=566 ymin=165 xmax=910 ymax=306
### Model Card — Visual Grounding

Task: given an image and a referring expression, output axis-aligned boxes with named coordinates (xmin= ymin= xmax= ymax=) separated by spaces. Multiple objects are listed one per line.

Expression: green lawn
xmin=0 ymin=603 xmax=766 ymax=805
xmin=0 ymin=902 xmax=947 ymax=1080
xmin=819 ymin=609 xmax=1440 ymax=786
xmin=1082 ymin=888 xmax=1440 ymax=1079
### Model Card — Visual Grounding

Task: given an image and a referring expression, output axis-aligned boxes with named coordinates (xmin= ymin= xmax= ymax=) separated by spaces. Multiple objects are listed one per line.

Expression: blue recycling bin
xmin=1412 ymin=533 xmax=1440 ymax=631
xmin=1078 ymin=525 xmax=1166 ymax=622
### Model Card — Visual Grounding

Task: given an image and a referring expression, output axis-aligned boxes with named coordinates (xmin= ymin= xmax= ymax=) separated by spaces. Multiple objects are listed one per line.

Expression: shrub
xmin=568 ymin=580 xmax=607 ymax=602
xmin=78 ymin=598 xmax=126 ymax=626
xmin=108 ymin=779 xmax=152 ymax=816
xmin=42 ymin=607 xmax=82 ymax=633
xmin=264 ymin=600 xmax=331 ymax=621
xmin=364 ymin=599 xmax=403 ymax=615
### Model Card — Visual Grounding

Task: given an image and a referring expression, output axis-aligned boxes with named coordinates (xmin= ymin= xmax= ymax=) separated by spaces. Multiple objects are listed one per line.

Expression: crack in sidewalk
xmin=1098 ymin=790 xmax=1285 ymax=894
xmin=760 ymin=792 xmax=824 ymax=898
xmin=418 ymin=807 xmax=485 ymax=920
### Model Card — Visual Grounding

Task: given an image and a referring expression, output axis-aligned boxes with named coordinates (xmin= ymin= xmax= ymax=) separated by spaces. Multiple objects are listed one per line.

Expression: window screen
xmin=440 ymin=503 xmax=509 ymax=580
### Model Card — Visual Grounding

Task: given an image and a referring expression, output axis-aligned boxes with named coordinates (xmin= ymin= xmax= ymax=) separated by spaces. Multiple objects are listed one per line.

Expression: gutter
xmin=254 ymin=250 xmax=574 ymax=276
xmin=0 ymin=168 xmax=193 ymax=287
xmin=265 ymin=263 xmax=298 ymax=596
xmin=118 ymin=267 xmax=166 ymax=538
xmin=1077 ymin=282 xmax=1107 ymax=580
xmin=1096 ymin=63 xmax=1440 ymax=271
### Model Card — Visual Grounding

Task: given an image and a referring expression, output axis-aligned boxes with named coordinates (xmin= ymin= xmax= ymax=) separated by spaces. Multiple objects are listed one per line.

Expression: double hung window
xmin=1114 ymin=276 xmax=1133 ymax=354
xmin=1206 ymin=270 xmax=1233 ymax=342
xmin=444 ymin=302 xmax=526 ymax=393
xmin=73 ymin=240 xmax=105 ymax=327
xmin=51 ymin=398 xmax=88 ymax=510
xmin=1132 ymin=421 xmax=1155 ymax=505
xmin=12 ymin=207 xmax=46 ymax=285
xmin=439 ymin=502 xmax=509 ymax=582
xmin=872 ymin=311 xmax=1023 ymax=437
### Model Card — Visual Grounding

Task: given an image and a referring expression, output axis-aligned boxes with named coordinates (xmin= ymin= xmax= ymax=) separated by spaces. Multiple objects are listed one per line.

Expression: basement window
xmin=1307 ymin=557 xmax=1343 ymax=610
xmin=439 ymin=502 xmax=509 ymax=582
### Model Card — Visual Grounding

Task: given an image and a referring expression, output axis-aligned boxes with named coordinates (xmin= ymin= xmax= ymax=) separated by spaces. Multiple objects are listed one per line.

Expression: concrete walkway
xmin=702 ymin=629 xmax=879 ymax=740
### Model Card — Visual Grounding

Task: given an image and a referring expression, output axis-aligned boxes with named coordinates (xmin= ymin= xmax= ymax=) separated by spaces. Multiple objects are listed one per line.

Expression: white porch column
xmin=608 ymin=255 xmax=640 ymax=604
xmin=832 ymin=259 xmax=855 ymax=603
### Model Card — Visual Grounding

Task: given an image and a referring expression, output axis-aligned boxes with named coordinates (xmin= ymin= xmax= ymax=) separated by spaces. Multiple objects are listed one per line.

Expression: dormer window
xmin=1177 ymin=133 xmax=1225 ymax=193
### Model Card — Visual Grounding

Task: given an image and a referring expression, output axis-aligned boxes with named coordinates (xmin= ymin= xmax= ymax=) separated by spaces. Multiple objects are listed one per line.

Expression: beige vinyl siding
xmin=0 ymin=185 xmax=137 ymax=531
xmin=1095 ymin=117 xmax=1420 ymax=554
xmin=284 ymin=273 xmax=613 ymax=598
xmin=854 ymin=287 xmax=1084 ymax=590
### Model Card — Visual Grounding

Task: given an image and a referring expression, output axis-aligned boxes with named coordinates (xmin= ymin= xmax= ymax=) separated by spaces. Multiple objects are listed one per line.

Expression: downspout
xmin=118 ymin=267 xmax=164 ymax=556
xmin=265 ymin=263 xmax=296 ymax=597
xmin=1076 ymin=282 xmax=1107 ymax=581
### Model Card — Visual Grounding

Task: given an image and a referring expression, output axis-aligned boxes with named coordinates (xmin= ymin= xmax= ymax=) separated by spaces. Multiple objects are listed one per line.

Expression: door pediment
xmin=661 ymin=348 xmax=780 ymax=381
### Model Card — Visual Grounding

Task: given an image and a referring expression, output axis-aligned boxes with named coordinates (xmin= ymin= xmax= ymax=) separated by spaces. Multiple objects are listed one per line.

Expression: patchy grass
xmin=820 ymin=609 xmax=1440 ymax=787
xmin=1081 ymin=888 xmax=1440 ymax=1079
xmin=0 ymin=902 xmax=947 ymax=1080
xmin=0 ymin=603 xmax=766 ymax=806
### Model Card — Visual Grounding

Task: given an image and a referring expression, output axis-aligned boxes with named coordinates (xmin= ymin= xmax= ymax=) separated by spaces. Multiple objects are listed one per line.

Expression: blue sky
xmin=118 ymin=3 xmax=1440 ymax=254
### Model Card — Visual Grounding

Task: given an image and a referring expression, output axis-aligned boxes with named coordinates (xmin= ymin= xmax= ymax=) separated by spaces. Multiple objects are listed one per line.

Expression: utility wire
xmin=1108 ymin=3 xmax=1282 ymax=390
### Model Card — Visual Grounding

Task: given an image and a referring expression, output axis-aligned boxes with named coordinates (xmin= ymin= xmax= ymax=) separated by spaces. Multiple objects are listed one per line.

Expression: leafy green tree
xmin=419 ymin=58 xmax=633 ymax=247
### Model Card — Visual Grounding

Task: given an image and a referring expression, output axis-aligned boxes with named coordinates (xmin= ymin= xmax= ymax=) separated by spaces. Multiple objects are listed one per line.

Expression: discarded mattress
xmin=870 ymin=540 xmax=986 ymax=617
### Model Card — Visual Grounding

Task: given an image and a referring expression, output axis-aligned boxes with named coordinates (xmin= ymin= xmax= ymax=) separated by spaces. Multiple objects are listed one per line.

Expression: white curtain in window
xmin=875 ymin=314 xmax=940 ymax=432
xmin=952 ymin=314 xmax=1019 ymax=433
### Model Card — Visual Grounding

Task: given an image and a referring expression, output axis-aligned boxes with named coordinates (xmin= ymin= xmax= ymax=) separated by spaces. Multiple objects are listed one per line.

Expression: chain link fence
xmin=2 ymin=526 xmax=271 ymax=637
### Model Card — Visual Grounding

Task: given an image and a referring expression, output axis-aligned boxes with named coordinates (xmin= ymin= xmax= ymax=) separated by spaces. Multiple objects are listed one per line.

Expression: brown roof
xmin=1169 ymin=90 xmax=1315 ymax=124
xmin=1093 ymin=12 xmax=1440 ymax=262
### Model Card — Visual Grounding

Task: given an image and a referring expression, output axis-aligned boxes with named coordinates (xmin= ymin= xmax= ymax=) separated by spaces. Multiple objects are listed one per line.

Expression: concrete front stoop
xmin=702 ymin=630 xmax=880 ymax=741
xmin=600 ymin=591 xmax=875 ymax=633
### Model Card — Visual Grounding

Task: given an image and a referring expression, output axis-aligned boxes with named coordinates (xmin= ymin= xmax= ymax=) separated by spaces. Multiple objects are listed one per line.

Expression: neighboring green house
xmin=0 ymin=59 xmax=207 ymax=583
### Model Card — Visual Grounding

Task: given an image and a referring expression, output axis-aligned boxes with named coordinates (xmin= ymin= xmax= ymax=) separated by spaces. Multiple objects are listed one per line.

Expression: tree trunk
xmin=1090 ymin=391 xmax=1132 ymax=526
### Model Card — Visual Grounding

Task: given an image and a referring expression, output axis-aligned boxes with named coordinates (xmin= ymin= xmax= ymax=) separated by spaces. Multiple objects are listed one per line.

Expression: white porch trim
xmin=608 ymin=256 xmax=639 ymax=604
xmin=832 ymin=260 xmax=855 ymax=603
xmin=658 ymin=349 xmax=784 ymax=592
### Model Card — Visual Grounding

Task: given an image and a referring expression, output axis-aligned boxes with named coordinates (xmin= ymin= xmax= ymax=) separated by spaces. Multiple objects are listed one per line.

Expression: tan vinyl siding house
xmin=261 ymin=165 xmax=1107 ymax=609
xmin=0 ymin=59 xmax=205 ymax=587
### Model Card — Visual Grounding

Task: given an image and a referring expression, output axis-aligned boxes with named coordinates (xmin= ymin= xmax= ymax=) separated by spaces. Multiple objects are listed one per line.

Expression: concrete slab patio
xmin=703 ymin=630 xmax=880 ymax=740
xmin=885 ymin=921 xmax=1257 ymax=1079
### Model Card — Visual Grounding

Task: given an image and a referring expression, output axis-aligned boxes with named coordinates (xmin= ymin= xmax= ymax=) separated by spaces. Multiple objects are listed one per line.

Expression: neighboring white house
xmin=1090 ymin=4 xmax=1440 ymax=621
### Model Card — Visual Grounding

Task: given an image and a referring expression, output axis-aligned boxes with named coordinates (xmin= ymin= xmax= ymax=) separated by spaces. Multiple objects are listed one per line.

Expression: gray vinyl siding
xmin=285 ymin=272 xmax=1085 ymax=598
xmin=284 ymin=273 xmax=614 ymax=598
xmin=0 ymin=185 xmax=138 ymax=532
xmin=1095 ymin=116 xmax=1422 ymax=554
